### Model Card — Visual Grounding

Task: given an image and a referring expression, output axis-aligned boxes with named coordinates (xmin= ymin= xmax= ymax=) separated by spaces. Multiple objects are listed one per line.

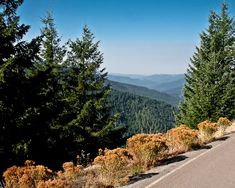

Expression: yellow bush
xmin=61 ymin=162 xmax=82 ymax=179
xmin=37 ymin=179 xmax=69 ymax=188
xmin=225 ymin=121 xmax=235 ymax=134
xmin=3 ymin=160 xmax=86 ymax=188
xmin=93 ymin=148 xmax=133 ymax=186
xmin=127 ymin=134 xmax=169 ymax=169
xmin=3 ymin=160 xmax=53 ymax=188
xmin=217 ymin=117 xmax=232 ymax=126
xmin=166 ymin=125 xmax=200 ymax=153
xmin=197 ymin=120 xmax=218 ymax=143
xmin=38 ymin=162 xmax=83 ymax=188
xmin=197 ymin=120 xmax=218 ymax=133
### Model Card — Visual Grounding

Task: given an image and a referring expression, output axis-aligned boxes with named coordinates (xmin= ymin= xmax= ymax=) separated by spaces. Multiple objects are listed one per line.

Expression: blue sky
xmin=18 ymin=0 xmax=235 ymax=75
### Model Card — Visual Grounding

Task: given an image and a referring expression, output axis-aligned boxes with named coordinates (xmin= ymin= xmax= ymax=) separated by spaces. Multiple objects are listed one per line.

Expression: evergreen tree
xmin=177 ymin=4 xmax=235 ymax=128
xmin=24 ymin=12 xmax=67 ymax=167
xmin=40 ymin=12 xmax=65 ymax=65
xmin=0 ymin=4 xmax=65 ymax=170
xmin=0 ymin=0 xmax=41 ymax=170
xmin=63 ymin=26 xmax=124 ymax=160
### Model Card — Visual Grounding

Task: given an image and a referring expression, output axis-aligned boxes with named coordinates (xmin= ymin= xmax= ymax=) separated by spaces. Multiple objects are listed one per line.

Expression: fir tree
xmin=40 ymin=12 xmax=65 ymax=65
xmin=0 ymin=4 xmax=65 ymax=170
xmin=177 ymin=4 xmax=235 ymax=128
xmin=0 ymin=0 xmax=41 ymax=170
xmin=25 ymin=12 xmax=67 ymax=167
xmin=63 ymin=26 xmax=125 ymax=160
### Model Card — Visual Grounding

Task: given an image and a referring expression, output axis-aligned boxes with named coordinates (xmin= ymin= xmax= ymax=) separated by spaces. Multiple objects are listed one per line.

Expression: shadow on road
xmin=128 ymin=172 xmax=159 ymax=185
xmin=198 ymin=145 xmax=212 ymax=150
xmin=191 ymin=135 xmax=229 ymax=151
xmin=215 ymin=136 xmax=229 ymax=141
xmin=160 ymin=155 xmax=188 ymax=166
xmin=127 ymin=155 xmax=188 ymax=185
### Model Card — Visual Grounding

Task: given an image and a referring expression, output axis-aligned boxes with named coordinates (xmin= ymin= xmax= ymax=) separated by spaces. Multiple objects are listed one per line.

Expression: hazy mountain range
xmin=109 ymin=80 xmax=179 ymax=106
xmin=108 ymin=73 xmax=185 ymax=100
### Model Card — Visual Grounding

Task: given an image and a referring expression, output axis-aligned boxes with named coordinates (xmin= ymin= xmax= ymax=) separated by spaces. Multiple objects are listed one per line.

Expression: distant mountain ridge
xmin=108 ymin=73 xmax=185 ymax=99
xmin=109 ymin=80 xmax=179 ymax=106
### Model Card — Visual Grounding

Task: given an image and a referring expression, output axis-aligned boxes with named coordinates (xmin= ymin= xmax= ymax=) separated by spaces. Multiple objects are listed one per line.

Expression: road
xmin=124 ymin=132 xmax=235 ymax=188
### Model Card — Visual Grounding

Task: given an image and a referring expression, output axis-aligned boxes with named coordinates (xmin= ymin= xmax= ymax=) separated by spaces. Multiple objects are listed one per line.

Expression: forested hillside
xmin=108 ymin=90 xmax=175 ymax=136
xmin=109 ymin=74 xmax=185 ymax=98
xmin=109 ymin=80 xmax=180 ymax=106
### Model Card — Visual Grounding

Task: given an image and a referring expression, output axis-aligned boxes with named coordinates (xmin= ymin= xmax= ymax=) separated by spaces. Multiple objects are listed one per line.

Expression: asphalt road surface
xmin=124 ymin=133 xmax=235 ymax=188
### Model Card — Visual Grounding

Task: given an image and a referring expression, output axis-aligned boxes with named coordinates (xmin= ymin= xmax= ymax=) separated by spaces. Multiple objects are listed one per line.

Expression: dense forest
xmin=109 ymin=89 xmax=175 ymax=136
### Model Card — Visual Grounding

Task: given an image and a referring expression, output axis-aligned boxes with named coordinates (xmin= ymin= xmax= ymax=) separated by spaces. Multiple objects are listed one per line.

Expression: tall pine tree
xmin=40 ymin=12 xmax=65 ymax=65
xmin=177 ymin=4 xmax=235 ymax=128
xmin=25 ymin=12 xmax=67 ymax=167
xmin=0 ymin=4 xmax=66 ymax=170
xmin=62 ymin=26 xmax=125 ymax=161
xmin=0 ymin=0 xmax=41 ymax=170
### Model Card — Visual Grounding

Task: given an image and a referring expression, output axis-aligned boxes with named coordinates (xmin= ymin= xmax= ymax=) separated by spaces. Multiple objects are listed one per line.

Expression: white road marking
xmin=145 ymin=136 xmax=234 ymax=188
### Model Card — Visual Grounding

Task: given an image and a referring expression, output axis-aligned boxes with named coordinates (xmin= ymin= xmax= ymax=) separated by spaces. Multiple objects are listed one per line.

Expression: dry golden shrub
xmin=217 ymin=117 xmax=232 ymax=127
xmin=166 ymin=125 xmax=201 ymax=154
xmin=197 ymin=120 xmax=218 ymax=133
xmin=3 ymin=160 xmax=109 ymax=188
xmin=93 ymin=148 xmax=133 ymax=187
xmin=197 ymin=120 xmax=218 ymax=143
xmin=214 ymin=117 xmax=232 ymax=139
xmin=38 ymin=163 xmax=106 ymax=188
xmin=127 ymin=134 xmax=169 ymax=169
xmin=3 ymin=160 xmax=53 ymax=188
xmin=225 ymin=121 xmax=235 ymax=134
xmin=213 ymin=125 xmax=226 ymax=139
xmin=61 ymin=162 xmax=82 ymax=179
xmin=37 ymin=179 xmax=69 ymax=188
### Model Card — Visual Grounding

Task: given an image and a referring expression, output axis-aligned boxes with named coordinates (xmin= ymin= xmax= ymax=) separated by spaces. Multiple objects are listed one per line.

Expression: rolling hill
xmin=108 ymin=74 xmax=185 ymax=98
xmin=109 ymin=80 xmax=180 ymax=106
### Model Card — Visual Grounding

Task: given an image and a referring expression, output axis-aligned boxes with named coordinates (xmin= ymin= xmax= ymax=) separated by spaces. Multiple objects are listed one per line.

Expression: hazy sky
xmin=18 ymin=0 xmax=235 ymax=75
